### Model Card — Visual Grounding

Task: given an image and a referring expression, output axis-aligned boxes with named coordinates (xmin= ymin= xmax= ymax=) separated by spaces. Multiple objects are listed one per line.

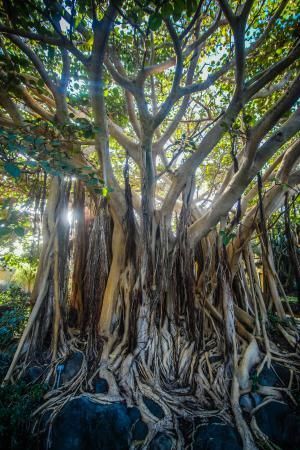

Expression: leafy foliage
xmin=0 ymin=286 xmax=33 ymax=450
xmin=0 ymin=381 xmax=47 ymax=450
xmin=0 ymin=285 xmax=30 ymax=352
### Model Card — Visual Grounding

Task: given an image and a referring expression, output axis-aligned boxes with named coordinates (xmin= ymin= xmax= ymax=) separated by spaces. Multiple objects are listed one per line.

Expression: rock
xmin=239 ymin=394 xmax=253 ymax=412
xmin=132 ymin=420 xmax=148 ymax=441
xmin=149 ymin=432 xmax=173 ymax=450
xmin=143 ymin=396 xmax=165 ymax=419
xmin=283 ymin=412 xmax=300 ymax=448
xmin=23 ymin=365 xmax=43 ymax=383
xmin=257 ymin=362 xmax=290 ymax=387
xmin=127 ymin=406 xmax=141 ymax=423
xmin=49 ymin=396 xmax=131 ymax=450
xmin=239 ymin=393 xmax=263 ymax=413
xmin=209 ymin=355 xmax=222 ymax=363
xmin=255 ymin=401 xmax=300 ymax=449
xmin=61 ymin=352 xmax=83 ymax=384
xmin=251 ymin=392 xmax=263 ymax=407
xmin=94 ymin=377 xmax=109 ymax=394
xmin=192 ymin=418 xmax=242 ymax=450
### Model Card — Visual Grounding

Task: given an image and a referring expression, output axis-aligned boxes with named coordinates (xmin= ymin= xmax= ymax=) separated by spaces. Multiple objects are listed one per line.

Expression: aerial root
xmin=15 ymin=304 xmax=299 ymax=450
xmin=237 ymin=338 xmax=260 ymax=390
xmin=231 ymin=372 xmax=259 ymax=450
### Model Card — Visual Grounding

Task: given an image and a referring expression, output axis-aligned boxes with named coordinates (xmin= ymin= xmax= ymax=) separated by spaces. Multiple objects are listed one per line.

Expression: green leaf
xmin=220 ymin=230 xmax=236 ymax=246
xmin=161 ymin=4 xmax=173 ymax=17
xmin=0 ymin=227 xmax=11 ymax=238
xmin=187 ymin=0 xmax=198 ymax=16
xmin=26 ymin=160 xmax=37 ymax=167
xmin=173 ymin=0 xmax=185 ymax=16
xmin=48 ymin=46 xmax=55 ymax=60
xmin=87 ymin=178 xmax=98 ymax=186
xmin=4 ymin=162 xmax=21 ymax=178
xmin=14 ymin=226 xmax=25 ymax=237
xmin=149 ymin=13 xmax=162 ymax=31
xmin=74 ymin=16 xmax=82 ymax=30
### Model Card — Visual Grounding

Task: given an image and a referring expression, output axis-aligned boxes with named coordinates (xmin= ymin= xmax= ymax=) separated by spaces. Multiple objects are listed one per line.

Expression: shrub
xmin=0 ymin=381 xmax=47 ymax=450
xmin=0 ymin=285 xmax=29 ymax=352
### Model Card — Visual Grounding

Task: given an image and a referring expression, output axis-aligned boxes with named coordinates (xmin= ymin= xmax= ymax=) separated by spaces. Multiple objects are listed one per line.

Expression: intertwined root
xmin=25 ymin=306 xmax=299 ymax=450
xmin=3 ymin=202 xmax=300 ymax=449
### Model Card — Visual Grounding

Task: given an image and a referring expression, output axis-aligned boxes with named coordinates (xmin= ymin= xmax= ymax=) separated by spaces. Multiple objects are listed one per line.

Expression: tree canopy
xmin=0 ymin=0 xmax=299 ymax=236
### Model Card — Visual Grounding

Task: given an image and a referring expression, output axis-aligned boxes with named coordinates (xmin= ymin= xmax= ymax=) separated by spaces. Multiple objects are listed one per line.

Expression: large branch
xmin=109 ymin=51 xmax=141 ymax=137
xmin=229 ymin=140 xmax=300 ymax=268
xmin=7 ymin=34 xmax=56 ymax=93
xmin=89 ymin=2 xmax=126 ymax=217
xmin=161 ymin=42 xmax=300 ymax=220
xmin=188 ymin=107 xmax=300 ymax=245
xmin=288 ymin=169 xmax=300 ymax=186
xmin=15 ymin=86 xmax=53 ymax=121
xmin=108 ymin=118 xmax=141 ymax=165
xmin=0 ymin=0 xmax=88 ymax=63
xmin=240 ymin=152 xmax=285 ymax=217
xmin=178 ymin=12 xmax=298 ymax=100
xmin=252 ymin=75 xmax=291 ymax=99
xmin=104 ymin=57 xmax=137 ymax=95
xmin=0 ymin=25 xmax=70 ymax=46
xmin=246 ymin=42 xmax=300 ymax=98
xmin=218 ymin=0 xmax=254 ymax=90
xmin=0 ymin=91 xmax=23 ymax=125
xmin=258 ymin=75 xmax=300 ymax=133
xmin=7 ymin=34 xmax=69 ymax=122
xmin=152 ymin=19 xmax=183 ymax=129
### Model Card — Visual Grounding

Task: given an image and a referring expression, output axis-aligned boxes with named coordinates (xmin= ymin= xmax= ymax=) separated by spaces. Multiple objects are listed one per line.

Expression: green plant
xmin=0 ymin=254 xmax=38 ymax=292
xmin=0 ymin=286 xmax=29 ymax=353
xmin=0 ymin=381 xmax=48 ymax=450
xmin=11 ymin=262 xmax=37 ymax=293
xmin=0 ymin=284 xmax=30 ymax=306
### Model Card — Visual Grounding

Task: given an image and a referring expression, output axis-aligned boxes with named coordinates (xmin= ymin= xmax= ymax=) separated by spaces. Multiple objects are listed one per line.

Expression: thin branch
xmin=104 ymin=57 xmax=137 ymax=94
xmin=246 ymin=41 xmax=300 ymax=98
xmin=153 ymin=19 xmax=183 ymax=129
xmin=140 ymin=11 xmax=223 ymax=79
xmin=153 ymin=24 xmax=202 ymax=152
xmin=0 ymin=25 xmax=71 ymax=46
xmin=7 ymin=34 xmax=56 ymax=94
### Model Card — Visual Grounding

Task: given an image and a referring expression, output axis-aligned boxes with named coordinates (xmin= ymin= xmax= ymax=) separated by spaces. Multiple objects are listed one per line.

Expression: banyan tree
xmin=0 ymin=0 xmax=299 ymax=448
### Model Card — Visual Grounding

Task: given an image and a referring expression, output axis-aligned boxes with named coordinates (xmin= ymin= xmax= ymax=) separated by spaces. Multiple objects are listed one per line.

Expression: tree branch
xmin=188 ymin=108 xmax=300 ymax=245
xmin=15 ymin=85 xmax=54 ymax=121
xmin=0 ymin=91 xmax=23 ymax=125
xmin=89 ymin=1 xmax=126 ymax=217
xmin=152 ymin=19 xmax=183 ymax=129
xmin=153 ymin=24 xmax=202 ymax=152
xmin=104 ymin=57 xmax=137 ymax=95
xmin=108 ymin=118 xmax=141 ymax=165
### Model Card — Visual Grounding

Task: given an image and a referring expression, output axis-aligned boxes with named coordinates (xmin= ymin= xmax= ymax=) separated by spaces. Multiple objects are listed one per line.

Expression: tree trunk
xmin=4 ymin=173 xmax=299 ymax=448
